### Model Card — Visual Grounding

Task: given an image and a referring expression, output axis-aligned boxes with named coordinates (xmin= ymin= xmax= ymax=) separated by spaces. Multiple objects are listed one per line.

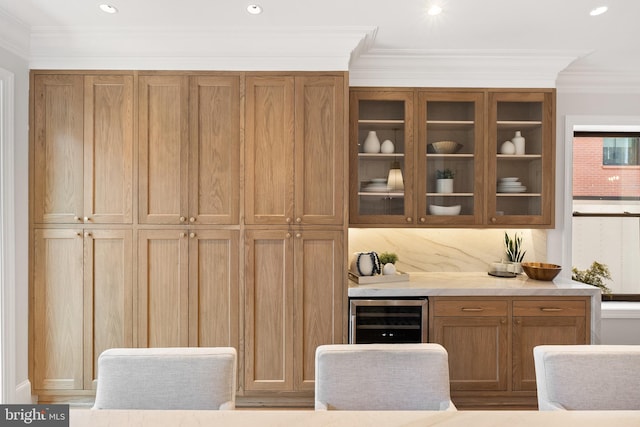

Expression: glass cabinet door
xmin=418 ymin=91 xmax=484 ymax=225
xmin=487 ymin=91 xmax=555 ymax=226
xmin=349 ymin=90 xmax=415 ymax=225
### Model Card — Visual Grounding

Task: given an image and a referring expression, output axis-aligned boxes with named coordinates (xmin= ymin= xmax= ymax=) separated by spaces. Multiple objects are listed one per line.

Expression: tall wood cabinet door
xmin=137 ymin=229 xmax=189 ymax=347
xmin=33 ymin=229 xmax=84 ymax=390
xmin=245 ymin=76 xmax=295 ymax=225
xmin=138 ymin=76 xmax=189 ymax=225
xmin=33 ymin=75 xmax=84 ymax=224
xmin=84 ymin=75 xmax=134 ymax=224
xmin=294 ymin=76 xmax=345 ymax=225
xmin=512 ymin=315 xmax=587 ymax=392
xmin=293 ymin=230 xmax=344 ymax=391
xmin=83 ymin=229 xmax=134 ymax=389
xmin=188 ymin=229 xmax=239 ymax=349
xmin=244 ymin=229 xmax=294 ymax=391
xmin=189 ymin=76 xmax=241 ymax=225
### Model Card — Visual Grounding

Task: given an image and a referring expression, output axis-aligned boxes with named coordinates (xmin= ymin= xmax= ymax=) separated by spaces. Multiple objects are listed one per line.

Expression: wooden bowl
xmin=521 ymin=262 xmax=562 ymax=281
xmin=430 ymin=140 xmax=462 ymax=154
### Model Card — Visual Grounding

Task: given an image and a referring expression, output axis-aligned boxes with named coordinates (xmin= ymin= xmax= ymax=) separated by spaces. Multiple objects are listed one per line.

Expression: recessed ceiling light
xmin=99 ymin=4 xmax=118 ymax=14
xmin=427 ymin=5 xmax=443 ymax=16
xmin=590 ymin=6 xmax=608 ymax=16
xmin=247 ymin=4 xmax=263 ymax=15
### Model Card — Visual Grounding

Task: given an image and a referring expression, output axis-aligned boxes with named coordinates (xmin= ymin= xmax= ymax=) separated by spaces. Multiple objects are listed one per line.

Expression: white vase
xmin=512 ymin=131 xmax=525 ymax=155
xmin=382 ymin=263 xmax=397 ymax=275
xmin=380 ymin=139 xmax=395 ymax=154
xmin=350 ymin=252 xmax=381 ymax=276
xmin=363 ymin=131 xmax=381 ymax=153
xmin=500 ymin=140 xmax=515 ymax=155
xmin=436 ymin=178 xmax=453 ymax=193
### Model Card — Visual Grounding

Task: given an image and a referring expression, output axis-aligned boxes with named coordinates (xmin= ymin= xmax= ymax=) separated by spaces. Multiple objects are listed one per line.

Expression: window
xmin=573 ymin=131 xmax=640 ymax=301
xmin=603 ymin=136 xmax=640 ymax=166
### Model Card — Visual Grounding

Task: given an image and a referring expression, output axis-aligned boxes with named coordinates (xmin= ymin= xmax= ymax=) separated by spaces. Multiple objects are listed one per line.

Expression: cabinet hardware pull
xmin=84 ymin=232 xmax=91 ymax=237
xmin=295 ymin=233 xmax=301 ymax=238
xmin=76 ymin=232 xmax=82 ymax=237
xmin=406 ymin=217 xmax=412 ymax=222
xmin=180 ymin=232 xmax=186 ymax=238
xmin=286 ymin=217 xmax=292 ymax=223
xmin=461 ymin=307 xmax=484 ymax=312
xmin=491 ymin=217 xmax=497 ymax=223
xmin=286 ymin=233 xmax=291 ymax=238
xmin=189 ymin=217 xmax=195 ymax=223
xmin=74 ymin=216 xmax=80 ymax=221
xmin=189 ymin=232 xmax=195 ymax=238
xmin=420 ymin=217 xmax=426 ymax=223
xmin=540 ymin=307 xmax=563 ymax=312
xmin=84 ymin=216 xmax=90 ymax=222
xmin=296 ymin=217 xmax=302 ymax=223
xmin=179 ymin=216 xmax=186 ymax=222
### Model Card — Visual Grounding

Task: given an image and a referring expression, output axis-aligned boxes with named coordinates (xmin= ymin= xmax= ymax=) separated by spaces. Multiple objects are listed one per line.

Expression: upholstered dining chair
xmin=534 ymin=344 xmax=640 ymax=410
xmin=314 ymin=343 xmax=456 ymax=411
xmin=93 ymin=347 xmax=237 ymax=410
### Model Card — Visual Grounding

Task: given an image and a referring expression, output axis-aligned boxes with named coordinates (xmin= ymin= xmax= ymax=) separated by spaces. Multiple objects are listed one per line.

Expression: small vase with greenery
xmin=504 ymin=231 xmax=526 ymax=263
xmin=379 ymin=252 xmax=399 ymax=275
xmin=436 ymin=169 xmax=455 ymax=193
xmin=572 ymin=261 xmax=612 ymax=294
xmin=436 ymin=169 xmax=455 ymax=179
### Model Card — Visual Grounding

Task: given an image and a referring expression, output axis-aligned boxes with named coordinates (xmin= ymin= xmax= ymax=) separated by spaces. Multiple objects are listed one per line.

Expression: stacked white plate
xmin=497 ymin=177 xmax=526 ymax=193
xmin=363 ymin=178 xmax=390 ymax=192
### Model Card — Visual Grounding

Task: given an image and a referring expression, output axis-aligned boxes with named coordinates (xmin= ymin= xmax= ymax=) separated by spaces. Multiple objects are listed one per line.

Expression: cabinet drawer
xmin=433 ymin=300 xmax=508 ymax=317
xmin=513 ymin=300 xmax=586 ymax=317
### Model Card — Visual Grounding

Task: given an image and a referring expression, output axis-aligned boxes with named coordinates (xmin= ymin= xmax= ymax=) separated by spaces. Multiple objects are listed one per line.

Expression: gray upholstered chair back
xmin=534 ymin=344 xmax=640 ymax=410
xmin=93 ymin=347 xmax=237 ymax=410
xmin=314 ymin=343 xmax=456 ymax=411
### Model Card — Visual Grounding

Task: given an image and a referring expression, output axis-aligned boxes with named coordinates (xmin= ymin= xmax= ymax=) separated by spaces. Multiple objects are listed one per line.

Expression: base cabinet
xmin=429 ymin=296 xmax=590 ymax=409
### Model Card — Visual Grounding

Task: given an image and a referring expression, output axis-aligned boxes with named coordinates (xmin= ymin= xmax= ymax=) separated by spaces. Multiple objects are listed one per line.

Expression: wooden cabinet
xmin=244 ymin=230 xmax=343 ymax=393
xmin=349 ymin=87 xmax=555 ymax=228
xmin=32 ymin=229 xmax=133 ymax=392
xmin=429 ymin=296 xmax=590 ymax=409
xmin=137 ymin=229 xmax=239 ymax=349
xmin=138 ymin=74 xmax=240 ymax=225
xmin=33 ymin=74 xmax=133 ymax=225
xmin=245 ymin=75 xmax=345 ymax=225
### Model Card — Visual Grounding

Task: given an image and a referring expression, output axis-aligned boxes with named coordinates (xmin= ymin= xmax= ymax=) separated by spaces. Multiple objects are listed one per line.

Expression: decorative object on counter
xmin=348 ymin=271 xmax=410 ymax=284
xmin=350 ymin=251 xmax=381 ymax=276
xmin=436 ymin=169 xmax=455 ymax=193
xmin=504 ymin=231 xmax=526 ymax=274
xmin=387 ymin=161 xmax=404 ymax=191
xmin=497 ymin=177 xmax=526 ymax=193
xmin=500 ymin=140 xmax=515 ymax=154
xmin=512 ymin=131 xmax=525 ymax=155
xmin=571 ymin=261 xmax=612 ymax=294
xmin=379 ymin=252 xmax=399 ymax=275
xmin=363 ymin=130 xmax=381 ymax=153
xmin=429 ymin=204 xmax=461 ymax=215
xmin=521 ymin=262 xmax=562 ymax=281
xmin=488 ymin=260 xmax=517 ymax=277
xmin=380 ymin=139 xmax=395 ymax=154
xmin=431 ymin=140 xmax=462 ymax=154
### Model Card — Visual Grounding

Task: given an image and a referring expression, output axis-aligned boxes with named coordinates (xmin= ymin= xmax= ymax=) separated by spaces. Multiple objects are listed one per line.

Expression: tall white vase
xmin=512 ymin=131 xmax=525 ymax=155
xmin=363 ymin=131 xmax=381 ymax=153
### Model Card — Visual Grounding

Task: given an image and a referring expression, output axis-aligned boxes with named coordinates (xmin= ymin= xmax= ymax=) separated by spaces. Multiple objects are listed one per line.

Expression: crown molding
xmin=0 ymin=10 xmax=30 ymax=59
xmin=28 ymin=26 xmax=376 ymax=70
xmin=557 ymin=70 xmax=640 ymax=94
xmin=349 ymin=49 xmax=588 ymax=88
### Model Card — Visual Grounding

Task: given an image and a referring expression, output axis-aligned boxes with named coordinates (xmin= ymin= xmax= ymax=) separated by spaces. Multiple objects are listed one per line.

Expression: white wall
xmin=0 ymin=45 xmax=30 ymax=402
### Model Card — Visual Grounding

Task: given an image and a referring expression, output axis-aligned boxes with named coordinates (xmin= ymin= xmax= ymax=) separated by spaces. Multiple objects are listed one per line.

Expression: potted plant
xmin=436 ymin=169 xmax=455 ymax=193
xmin=504 ymin=231 xmax=526 ymax=273
xmin=379 ymin=252 xmax=399 ymax=275
xmin=572 ymin=261 xmax=612 ymax=295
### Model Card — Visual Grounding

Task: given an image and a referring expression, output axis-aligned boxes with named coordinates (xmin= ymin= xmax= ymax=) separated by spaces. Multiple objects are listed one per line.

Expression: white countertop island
xmin=348 ymin=272 xmax=601 ymax=342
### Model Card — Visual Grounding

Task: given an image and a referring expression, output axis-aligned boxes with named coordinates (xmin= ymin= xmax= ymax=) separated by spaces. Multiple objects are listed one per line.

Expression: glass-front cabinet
xmin=417 ymin=91 xmax=484 ymax=225
xmin=487 ymin=91 xmax=554 ymax=226
xmin=349 ymin=89 xmax=415 ymax=224
xmin=349 ymin=88 xmax=555 ymax=228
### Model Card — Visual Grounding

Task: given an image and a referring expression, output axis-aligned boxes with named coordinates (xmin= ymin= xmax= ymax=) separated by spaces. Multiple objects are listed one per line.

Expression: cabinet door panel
xmin=295 ymin=76 xmax=345 ymax=225
xmin=293 ymin=230 xmax=344 ymax=391
xmin=432 ymin=316 xmax=508 ymax=391
xmin=244 ymin=230 xmax=294 ymax=391
xmin=189 ymin=76 xmax=240 ymax=225
xmin=83 ymin=229 xmax=133 ymax=389
xmin=84 ymin=75 xmax=134 ymax=224
xmin=137 ymin=230 xmax=189 ymax=347
xmin=245 ymin=76 xmax=295 ymax=224
xmin=33 ymin=75 xmax=84 ymax=224
xmin=139 ymin=76 xmax=189 ymax=224
xmin=512 ymin=316 xmax=586 ymax=391
xmin=33 ymin=229 xmax=84 ymax=390
xmin=188 ymin=230 xmax=239 ymax=349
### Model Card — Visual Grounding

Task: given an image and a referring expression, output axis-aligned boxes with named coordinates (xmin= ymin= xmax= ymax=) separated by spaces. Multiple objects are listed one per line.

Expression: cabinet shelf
xmin=358 ymin=192 xmax=405 ymax=197
xmin=496 ymin=193 xmax=541 ymax=197
xmin=358 ymin=153 xmax=405 ymax=158
xmin=426 ymin=193 xmax=474 ymax=197
xmin=497 ymin=120 xmax=542 ymax=128
xmin=496 ymin=154 xmax=542 ymax=159
xmin=426 ymin=154 xmax=474 ymax=159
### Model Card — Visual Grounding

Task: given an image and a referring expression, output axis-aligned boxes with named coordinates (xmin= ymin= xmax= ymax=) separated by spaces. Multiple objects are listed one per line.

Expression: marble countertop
xmin=70 ymin=409 xmax=640 ymax=427
xmin=348 ymin=272 xmax=600 ymax=298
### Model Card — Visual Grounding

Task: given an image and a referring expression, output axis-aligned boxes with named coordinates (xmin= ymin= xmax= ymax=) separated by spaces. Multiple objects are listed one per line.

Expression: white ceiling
xmin=0 ymin=0 xmax=638 ymax=87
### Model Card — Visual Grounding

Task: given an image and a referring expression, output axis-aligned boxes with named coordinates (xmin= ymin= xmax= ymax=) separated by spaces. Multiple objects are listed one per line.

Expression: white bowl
xmin=431 ymin=141 xmax=462 ymax=154
xmin=429 ymin=204 xmax=461 ymax=215
xmin=500 ymin=177 xmax=520 ymax=182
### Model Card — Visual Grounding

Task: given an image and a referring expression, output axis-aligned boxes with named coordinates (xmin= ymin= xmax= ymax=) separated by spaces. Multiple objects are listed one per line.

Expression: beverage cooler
xmin=349 ymin=298 xmax=428 ymax=344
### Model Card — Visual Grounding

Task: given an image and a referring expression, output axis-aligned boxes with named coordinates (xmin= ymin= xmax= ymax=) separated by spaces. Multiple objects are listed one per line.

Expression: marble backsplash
xmin=348 ymin=228 xmax=548 ymax=273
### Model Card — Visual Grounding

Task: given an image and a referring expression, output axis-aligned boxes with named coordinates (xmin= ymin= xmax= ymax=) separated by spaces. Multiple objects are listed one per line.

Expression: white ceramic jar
xmin=363 ymin=131 xmax=381 ymax=153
